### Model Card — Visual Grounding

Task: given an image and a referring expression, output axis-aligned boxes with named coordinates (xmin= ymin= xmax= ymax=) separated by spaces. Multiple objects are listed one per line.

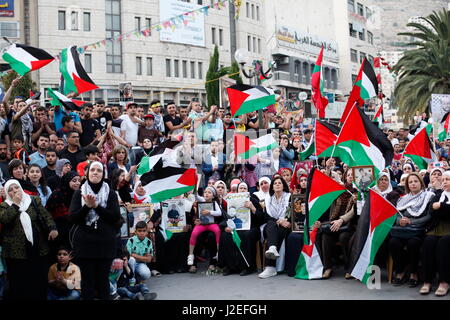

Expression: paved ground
xmin=146 ymin=262 xmax=449 ymax=300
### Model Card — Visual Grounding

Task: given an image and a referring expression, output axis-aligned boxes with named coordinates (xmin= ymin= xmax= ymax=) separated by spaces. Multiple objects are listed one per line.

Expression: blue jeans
xmin=128 ymin=257 xmax=151 ymax=282
xmin=117 ymin=284 xmax=149 ymax=299
xmin=47 ymin=288 xmax=81 ymax=300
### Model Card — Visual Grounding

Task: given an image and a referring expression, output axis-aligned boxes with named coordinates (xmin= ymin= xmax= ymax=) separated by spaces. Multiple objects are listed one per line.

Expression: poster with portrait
xmin=197 ymin=202 xmax=215 ymax=225
xmin=352 ymin=165 xmax=375 ymax=191
xmin=119 ymin=82 xmax=133 ymax=107
xmin=224 ymin=192 xmax=251 ymax=230
xmin=161 ymin=199 xmax=186 ymax=233
xmin=119 ymin=206 xmax=130 ymax=238
xmin=291 ymin=194 xmax=306 ymax=233
xmin=130 ymin=204 xmax=153 ymax=234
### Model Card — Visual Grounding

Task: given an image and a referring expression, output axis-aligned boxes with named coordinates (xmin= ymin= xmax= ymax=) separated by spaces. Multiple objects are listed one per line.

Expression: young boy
xmin=12 ymin=137 xmax=30 ymax=164
xmin=126 ymin=221 xmax=153 ymax=284
xmin=56 ymin=116 xmax=75 ymax=142
xmin=76 ymin=145 xmax=100 ymax=178
xmin=47 ymin=247 xmax=81 ymax=300
xmin=111 ymin=248 xmax=157 ymax=300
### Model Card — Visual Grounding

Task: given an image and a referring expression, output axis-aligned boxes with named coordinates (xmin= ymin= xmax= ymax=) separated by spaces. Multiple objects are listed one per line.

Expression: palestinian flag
xmin=315 ymin=120 xmax=340 ymax=158
xmin=311 ymin=46 xmax=328 ymax=118
xmin=374 ymin=105 xmax=383 ymax=126
xmin=137 ymin=139 xmax=181 ymax=175
xmin=295 ymin=168 xmax=347 ymax=279
xmin=334 ymin=105 xmax=393 ymax=175
xmin=47 ymin=88 xmax=84 ymax=111
xmin=300 ymin=134 xmax=315 ymax=160
xmin=2 ymin=43 xmax=54 ymax=76
xmin=403 ymin=127 xmax=437 ymax=170
xmin=438 ymin=112 xmax=450 ymax=142
xmin=140 ymin=163 xmax=198 ymax=203
xmin=227 ymin=84 xmax=276 ymax=117
xmin=340 ymin=59 xmax=379 ymax=123
xmin=60 ymin=46 xmax=98 ymax=94
xmin=349 ymin=189 xmax=398 ymax=284
xmin=234 ymin=132 xmax=278 ymax=160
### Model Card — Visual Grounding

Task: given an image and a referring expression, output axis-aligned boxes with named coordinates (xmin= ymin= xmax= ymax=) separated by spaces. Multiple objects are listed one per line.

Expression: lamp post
xmin=234 ymin=49 xmax=276 ymax=129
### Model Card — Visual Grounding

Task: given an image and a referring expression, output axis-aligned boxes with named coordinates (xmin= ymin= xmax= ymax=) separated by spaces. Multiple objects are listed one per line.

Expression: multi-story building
xmin=1 ymin=0 xmax=267 ymax=107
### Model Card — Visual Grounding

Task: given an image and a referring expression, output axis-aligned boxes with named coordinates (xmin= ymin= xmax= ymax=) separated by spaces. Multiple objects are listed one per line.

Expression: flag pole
xmin=232 ymin=230 xmax=250 ymax=268
xmin=329 ymin=101 xmax=357 ymax=160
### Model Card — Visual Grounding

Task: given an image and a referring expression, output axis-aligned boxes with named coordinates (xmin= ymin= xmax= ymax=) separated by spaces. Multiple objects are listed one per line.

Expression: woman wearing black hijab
xmin=69 ymin=161 xmax=121 ymax=300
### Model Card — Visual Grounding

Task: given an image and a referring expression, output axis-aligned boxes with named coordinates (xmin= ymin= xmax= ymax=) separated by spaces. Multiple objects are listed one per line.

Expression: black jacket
xmin=69 ymin=189 xmax=121 ymax=259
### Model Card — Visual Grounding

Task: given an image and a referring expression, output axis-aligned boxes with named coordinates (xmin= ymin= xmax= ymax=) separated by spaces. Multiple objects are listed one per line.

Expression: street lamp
xmin=234 ymin=49 xmax=277 ymax=129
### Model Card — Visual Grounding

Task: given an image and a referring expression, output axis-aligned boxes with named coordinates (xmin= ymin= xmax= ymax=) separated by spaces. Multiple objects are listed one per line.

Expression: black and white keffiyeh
xmin=396 ymin=190 xmax=435 ymax=217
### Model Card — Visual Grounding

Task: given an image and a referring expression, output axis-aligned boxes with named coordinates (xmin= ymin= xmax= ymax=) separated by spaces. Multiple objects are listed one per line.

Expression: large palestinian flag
xmin=341 ymin=59 xmax=379 ymax=123
xmin=234 ymin=132 xmax=278 ymax=160
xmin=403 ymin=127 xmax=437 ymax=170
xmin=349 ymin=189 xmax=398 ymax=284
xmin=47 ymin=88 xmax=84 ymax=111
xmin=60 ymin=46 xmax=98 ymax=94
xmin=334 ymin=105 xmax=393 ymax=174
xmin=299 ymin=120 xmax=340 ymax=160
xmin=311 ymin=46 xmax=329 ymax=118
xmin=137 ymin=139 xmax=181 ymax=175
xmin=226 ymin=84 xmax=276 ymax=117
xmin=140 ymin=163 xmax=198 ymax=203
xmin=2 ymin=43 xmax=54 ymax=76
xmin=295 ymin=168 xmax=347 ymax=279
xmin=438 ymin=112 xmax=450 ymax=142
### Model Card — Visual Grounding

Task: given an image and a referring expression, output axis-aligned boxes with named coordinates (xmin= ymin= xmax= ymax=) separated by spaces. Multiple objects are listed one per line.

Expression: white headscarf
xmin=439 ymin=171 xmax=450 ymax=204
xmin=373 ymin=172 xmax=393 ymax=196
xmin=254 ymin=177 xmax=271 ymax=202
xmin=81 ymin=161 xmax=110 ymax=227
xmin=4 ymin=179 xmax=33 ymax=245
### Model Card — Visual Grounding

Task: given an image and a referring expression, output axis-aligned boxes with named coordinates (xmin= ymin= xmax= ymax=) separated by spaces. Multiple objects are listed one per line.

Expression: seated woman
xmin=258 ymin=176 xmax=291 ymax=279
xmin=389 ymin=172 xmax=433 ymax=287
xmin=420 ymin=171 xmax=450 ymax=296
xmin=285 ymin=194 xmax=306 ymax=277
xmin=219 ymin=182 xmax=264 ymax=276
xmin=320 ymin=169 xmax=358 ymax=279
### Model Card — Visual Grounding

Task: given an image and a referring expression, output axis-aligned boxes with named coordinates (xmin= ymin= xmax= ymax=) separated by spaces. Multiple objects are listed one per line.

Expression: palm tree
xmin=392 ymin=9 xmax=450 ymax=124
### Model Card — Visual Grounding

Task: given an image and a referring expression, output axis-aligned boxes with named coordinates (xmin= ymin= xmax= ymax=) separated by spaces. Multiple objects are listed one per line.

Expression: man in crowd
xmin=57 ymin=131 xmax=86 ymax=168
xmin=32 ymin=106 xmax=56 ymax=143
xmin=120 ymin=102 xmax=143 ymax=148
xmin=163 ymin=101 xmax=190 ymax=137
xmin=29 ymin=133 xmax=50 ymax=168
xmin=80 ymin=103 xmax=101 ymax=147
xmin=94 ymin=99 xmax=112 ymax=135
xmin=43 ymin=148 xmax=58 ymax=186
xmin=0 ymin=140 xmax=10 ymax=181
xmin=110 ymin=105 xmax=123 ymax=137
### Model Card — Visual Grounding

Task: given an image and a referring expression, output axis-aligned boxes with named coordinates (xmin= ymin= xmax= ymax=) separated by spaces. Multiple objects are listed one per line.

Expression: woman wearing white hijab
xmin=389 ymin=172 xmax=433 ymax=288
xmin=420 ymin=171 xmax=450 ymax=296
xmin=254 ymin=177 xmax=271 ymax=203
xmin=69 ymin=161 xmax=121 ymax=300
xmin=0 ymin=179 xmax=58 ymax=300
xmin=373 ymin=171 xmax=401 ymax=205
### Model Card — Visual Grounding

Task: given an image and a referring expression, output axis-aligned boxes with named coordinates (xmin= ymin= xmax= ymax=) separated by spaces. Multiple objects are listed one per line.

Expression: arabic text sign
xmin=0 ymin=0 xmax=14 ymax=17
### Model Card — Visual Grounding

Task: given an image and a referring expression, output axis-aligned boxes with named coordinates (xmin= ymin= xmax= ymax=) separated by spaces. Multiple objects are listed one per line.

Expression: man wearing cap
xmin=138 ymin=113 xmax=162 ymax=145
xmin=94 ymin=99 xmax=112 ymax=135
xmin=120 ymin=102 xmax=142 ymax=147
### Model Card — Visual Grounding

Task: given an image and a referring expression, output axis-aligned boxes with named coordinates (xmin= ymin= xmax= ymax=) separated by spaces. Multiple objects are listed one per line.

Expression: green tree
xmin=392 ymin=9 xmax=450 ymax=124
xmin=1 ymin=71 xmax=36 ymax=102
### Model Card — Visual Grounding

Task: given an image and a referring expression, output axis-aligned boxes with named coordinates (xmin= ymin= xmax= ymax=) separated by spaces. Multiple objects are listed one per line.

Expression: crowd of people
xmin=0 ymin=76 xmax=449 ymax=300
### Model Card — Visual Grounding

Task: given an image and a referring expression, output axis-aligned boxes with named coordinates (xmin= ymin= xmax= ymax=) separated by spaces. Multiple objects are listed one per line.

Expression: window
xmin=0 ymin=22 xmax=19 ymax=38
xmin=253 ymin=37 xmax=256 ymax=53
xmin=174 ymin=59 xmax=179 ymax=77
xmin=212 ymin=27 xmax=216 ymax=44
xmin=166 ymin=59 xmax=171 ymax=77
xmin=71 ymin=11 xmax=78 ymax=30
xmin=190 ymin=61 xmax=195 ymax=78
xmin=258 ymin=38 xmax=261 ymax=54
xmin=247 ymin=35 xmax=251 ymax=51
xmin=135 ymin=17 xmax=141 ymax=30
xmin=106 ymin=0 xmax=122 ymax=73
xmin=58 ymin=11 xmax=66 ymax=30
xmin=368 ymin=55 xmax=374 ymax=65
xmin=136 ymin=57 xmax=142 ymax=75
xmin=219 ymin=29 xmax=223 ymax=46
xmin=349 ymin=23 xmax=357 ymax=37
xmin=145 ymin=18 xmax=151 ymax=28
xmin=357 ymin=3 xmax=364 ymax=16
xmin=256 ymin=6 xmax=260 ymax=21
xmin=360 ymin=52 xmax=366 ymax=64
xmin=251 ymin=4 xmax=255 ymax=19
xmin=85 ymin=54 xmax=92 ymax=73
xmin=246 ymin=2 xmax=250 ymax=18
xmin=359 ymin=29 xmax=365 ymax=41
xmin=183 ymin=60 xmax=187 ymax=78
xmin=83 ymin=12 xmax=91 ymax=31
xmin=350 ymin=49 xmax=358 ymax=62
xmin=366 ymin=7 xmax=372 ymax=19
xmin=197 ymin=0 xmax=203 ymax=4
xmin=198 ymin=62 xmax=203 ymax=79
xmin=352 ymin=74 xmax=357 ymax=84
xmin=147 ymin=57 xmax=152 ymax=75
xmin=348 ymin=0 xmax=355 ymax=13
xmin=367 ymin=31 xmax=373 ymax=45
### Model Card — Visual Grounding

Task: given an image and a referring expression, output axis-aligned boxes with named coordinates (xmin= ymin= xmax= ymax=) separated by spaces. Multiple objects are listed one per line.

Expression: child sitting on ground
xmin=47 ymin=247 xmax=81 ymax=300
xmin=126 ymin=221 xmax=153 ymax=284
xmin=112 ymin=248 xmax=157 ymax=300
